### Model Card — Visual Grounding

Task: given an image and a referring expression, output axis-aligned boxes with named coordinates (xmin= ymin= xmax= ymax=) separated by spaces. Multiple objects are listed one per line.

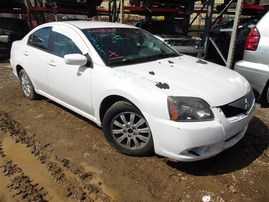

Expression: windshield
xmin=82 ymin=27 xmax=179 ymax=66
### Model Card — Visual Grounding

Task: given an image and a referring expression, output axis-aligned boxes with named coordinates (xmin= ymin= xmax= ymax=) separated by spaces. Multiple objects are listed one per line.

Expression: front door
xmin=46 ymin=25 xmax=93 ymax=115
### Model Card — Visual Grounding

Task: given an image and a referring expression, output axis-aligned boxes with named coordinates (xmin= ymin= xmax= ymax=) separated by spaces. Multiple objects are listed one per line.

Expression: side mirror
xmin=64 ymin=54 xmax=87 ymax=66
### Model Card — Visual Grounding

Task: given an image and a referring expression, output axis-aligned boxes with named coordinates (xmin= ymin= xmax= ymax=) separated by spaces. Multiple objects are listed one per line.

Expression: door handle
xmin=48 ymin=61 xmax=56 ymax=67
xmin=23 ymin=51 xmax=29 ymax=56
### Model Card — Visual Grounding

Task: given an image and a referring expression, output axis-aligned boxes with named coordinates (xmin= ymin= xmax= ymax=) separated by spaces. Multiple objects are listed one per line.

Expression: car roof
xmin=46 ymin=21 xmax=136 ymax=30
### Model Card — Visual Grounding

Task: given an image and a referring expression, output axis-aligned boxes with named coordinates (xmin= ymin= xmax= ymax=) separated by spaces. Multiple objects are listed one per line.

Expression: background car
xmin=133 ymin=20 xmax=203 ymax=56
xmin=10 ymin=21 xmax=255 ymax=162
xmin=234 ymin=11 xmax=269 ymax=104
xmin=206 ymin=17 xmax=260 ymax=66
xmin=0 ymin=17 xmax=29 ymax=61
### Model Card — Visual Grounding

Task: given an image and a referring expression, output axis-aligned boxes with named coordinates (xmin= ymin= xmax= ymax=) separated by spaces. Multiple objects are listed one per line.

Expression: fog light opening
xmin=188 ymin=150 xmax=200 ymax=156
xmin=181 ymin=149 xmax=201 ymax=157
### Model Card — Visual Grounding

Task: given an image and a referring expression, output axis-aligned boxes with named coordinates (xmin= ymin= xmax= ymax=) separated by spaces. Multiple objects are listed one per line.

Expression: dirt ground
xmin=0 ymin=63 xmax=268 ymax=202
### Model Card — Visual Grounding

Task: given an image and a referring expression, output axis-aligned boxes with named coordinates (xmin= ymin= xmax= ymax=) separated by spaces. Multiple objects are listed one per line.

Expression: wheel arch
xmin=15 ymin=64 xmax=24 ymax=77
xmin=99 ymin=95 xmax=140 ymax=122
xmin=100 ymin=96 xmax=155 ymax=156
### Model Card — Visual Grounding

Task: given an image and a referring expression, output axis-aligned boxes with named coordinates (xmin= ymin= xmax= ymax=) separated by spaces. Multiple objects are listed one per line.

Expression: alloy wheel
xmin=111 ymin=112 xmax=151 ymax=151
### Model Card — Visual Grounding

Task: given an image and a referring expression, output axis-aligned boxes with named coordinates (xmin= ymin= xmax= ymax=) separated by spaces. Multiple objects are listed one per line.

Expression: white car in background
xmin=10 ymin=21 xmax=255 ymax=162
xmin=234 ymin=11 xmax=269 ymax=104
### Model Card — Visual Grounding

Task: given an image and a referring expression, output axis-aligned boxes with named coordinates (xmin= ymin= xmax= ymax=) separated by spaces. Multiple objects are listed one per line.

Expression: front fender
xmin=91 ymin=65 xmax=169 ymax=122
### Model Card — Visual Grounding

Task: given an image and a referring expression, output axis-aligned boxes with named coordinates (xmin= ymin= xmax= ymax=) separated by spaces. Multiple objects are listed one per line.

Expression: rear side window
xmin=52 ymin=32 xmax=82 ymax=57
xmin=28 ymin=27 xmax=52 ymax=50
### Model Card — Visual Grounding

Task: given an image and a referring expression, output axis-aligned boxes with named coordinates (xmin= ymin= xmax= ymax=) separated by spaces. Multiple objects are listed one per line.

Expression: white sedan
xmin=10 ymin=21 xmax=255 ymax=161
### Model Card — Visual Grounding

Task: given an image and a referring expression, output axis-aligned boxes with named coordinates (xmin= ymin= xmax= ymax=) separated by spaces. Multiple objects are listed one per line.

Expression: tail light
xmin=245 ymin=27 xmax=260 ymax=51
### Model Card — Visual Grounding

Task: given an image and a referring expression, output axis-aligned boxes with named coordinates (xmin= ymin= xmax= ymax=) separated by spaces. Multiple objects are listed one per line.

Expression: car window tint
xmin=28 ymin=27 xmax=52 ymax=50
xmin=52 ymin=32 xmax=82 ymax=57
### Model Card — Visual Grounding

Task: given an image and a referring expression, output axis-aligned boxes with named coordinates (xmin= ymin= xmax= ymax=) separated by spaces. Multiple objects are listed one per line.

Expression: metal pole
xmin=209 ymin=37 xmax=227 ymax=65
xmin=189 ymin=0 xmax=208 ymax=28
xmin=113 ymin=0 xmax=117 ymax=22
xmin=109 ymin=0 xmax=112 ymax=22
xmin=226 ymin=0 xmax=242 ymax=69
xmin=120 ymin=0 xmax=123 ymax=23
xmin=202 ymin=0 xmax=215 ymax=59
xmin=24 ymin=0 xmax=34 ymax=29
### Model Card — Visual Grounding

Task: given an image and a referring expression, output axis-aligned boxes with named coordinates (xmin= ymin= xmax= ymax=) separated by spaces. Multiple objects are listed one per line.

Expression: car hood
xmin=114 ymin=55 xmax=250 ymax=107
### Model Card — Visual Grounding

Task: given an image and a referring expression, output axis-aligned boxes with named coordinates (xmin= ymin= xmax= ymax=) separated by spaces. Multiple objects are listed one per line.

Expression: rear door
xmin=22 ymin=26 xmax=52 ymax=93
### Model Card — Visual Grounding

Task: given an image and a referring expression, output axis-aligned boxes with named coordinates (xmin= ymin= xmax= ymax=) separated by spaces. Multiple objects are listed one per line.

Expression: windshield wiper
xmin=145 ymin=53 xmax=179 ymax=60
xmin=108 ymin=53 xmax=180 ymax=67
xmin=108 ymin=57 xmax=146 ymax=67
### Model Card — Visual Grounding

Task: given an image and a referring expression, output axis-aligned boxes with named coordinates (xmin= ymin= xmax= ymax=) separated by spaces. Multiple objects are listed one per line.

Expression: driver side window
xmin=52 ymin=32 xmax=82 ymax=58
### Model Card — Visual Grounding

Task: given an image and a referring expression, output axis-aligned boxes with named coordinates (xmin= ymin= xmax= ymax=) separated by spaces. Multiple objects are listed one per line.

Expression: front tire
xmin=102 ymin=101 xmax=154 ymax=156
xmin=19 ymin=69 xmax=38 ymax=100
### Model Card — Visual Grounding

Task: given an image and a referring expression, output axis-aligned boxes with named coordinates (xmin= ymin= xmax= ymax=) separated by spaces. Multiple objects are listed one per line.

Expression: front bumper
xmin=144 ymin=99 xmax=255 ymax=162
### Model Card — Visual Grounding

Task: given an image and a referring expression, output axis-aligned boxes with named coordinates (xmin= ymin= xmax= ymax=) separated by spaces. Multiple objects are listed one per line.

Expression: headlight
xmin=168 ymin=96 xmax=214 ymax=121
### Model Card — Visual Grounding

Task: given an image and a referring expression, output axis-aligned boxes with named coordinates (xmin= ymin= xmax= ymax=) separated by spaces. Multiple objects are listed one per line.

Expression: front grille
xmin=220 ymin=105 xmax=246 ymax=118
xmin=220 ymin=89 xmax=255 ymax=118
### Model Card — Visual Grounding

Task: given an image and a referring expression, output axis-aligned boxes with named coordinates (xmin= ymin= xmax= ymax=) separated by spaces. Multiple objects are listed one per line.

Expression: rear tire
xmin=102 ymin=101 xmax=154 ymax=156
xmin=19 ymin=69 xmax=38 ymax=100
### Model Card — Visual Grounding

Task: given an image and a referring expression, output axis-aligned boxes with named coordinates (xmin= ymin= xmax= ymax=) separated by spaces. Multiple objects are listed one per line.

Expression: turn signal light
xmin=168 ymin=97 xmax=179 ymax=121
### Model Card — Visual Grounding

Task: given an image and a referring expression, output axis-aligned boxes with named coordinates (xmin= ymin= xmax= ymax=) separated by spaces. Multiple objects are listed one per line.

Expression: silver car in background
xmin=234 ymin=11 xmax=269 ymax=103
